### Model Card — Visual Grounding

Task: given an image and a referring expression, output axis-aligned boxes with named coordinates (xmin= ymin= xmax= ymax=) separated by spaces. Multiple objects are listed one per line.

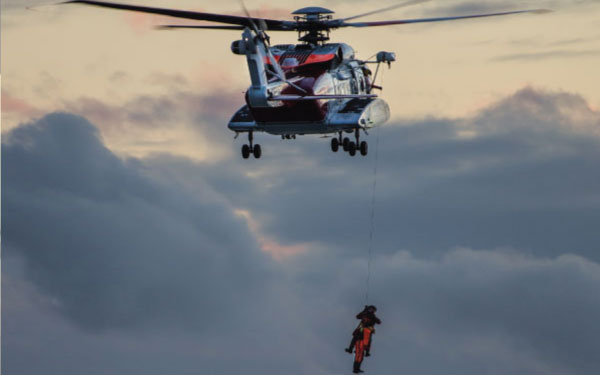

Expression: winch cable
xmin=365 ymin=123 xmax=380 ymax=304
xmin=365 ymin=66 xmax=385 ymax=304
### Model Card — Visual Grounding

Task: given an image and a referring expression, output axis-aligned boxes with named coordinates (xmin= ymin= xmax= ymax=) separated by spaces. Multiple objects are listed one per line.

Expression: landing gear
xmin=253 ymin=144 xmax=262 ymax=158
xmin=241 ymin=144 xmax=250 ymax=159
xmin=333 ymin=130 xmax=368 ymax=157
xmin=241 ymin=131 xmax=261 ymax=159
xmin=343 ymin=137 xmax=350 ymax=151
xmin=354 ymin=129 xmax=368 ymax=157
xmin=348 ymin=141 xmax=357 ymax=156
xmin=331 ymin=137 xmax=339 ymax=152
xmin=360 ymin=141 xmax=368 ymax=156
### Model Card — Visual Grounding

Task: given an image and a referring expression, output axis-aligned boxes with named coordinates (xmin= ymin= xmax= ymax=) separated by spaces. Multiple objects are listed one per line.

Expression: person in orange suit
xmin=345 ymin=305 xmax=381 ymax=373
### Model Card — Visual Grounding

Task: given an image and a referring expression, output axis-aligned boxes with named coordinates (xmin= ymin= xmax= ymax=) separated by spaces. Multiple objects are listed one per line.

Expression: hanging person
xmin=345 ymin=305 xmax=381 ymax=373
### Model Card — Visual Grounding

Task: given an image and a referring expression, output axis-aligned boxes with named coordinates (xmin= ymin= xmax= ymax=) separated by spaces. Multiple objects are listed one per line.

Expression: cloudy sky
xmin=2 ymin=1 xmax=600 ymax=374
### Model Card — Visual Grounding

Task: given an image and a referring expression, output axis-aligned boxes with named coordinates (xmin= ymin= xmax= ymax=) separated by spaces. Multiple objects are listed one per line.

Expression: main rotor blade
xmin=62 ymin=0 xmax=295 ymax=31
xmin=156 ymin=25 xmax=244 ymax=30
xmin=341 ymin=9 xmax=551 ymax=28
xmin=240 ymin=0 xmax=261 ymax=34
xmin=270 ymin=94 xmax=378 ymax=101
xmin=340 ymin=0 xmax=431 ymax=22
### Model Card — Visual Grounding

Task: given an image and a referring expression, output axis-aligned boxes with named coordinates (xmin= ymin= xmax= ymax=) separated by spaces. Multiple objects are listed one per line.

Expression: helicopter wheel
xmin=331 ymin=137 xmax=339 ymax=152
xmin=348 ymin=141 xmax=357 ymax=156
xmin=343 ymin=137 xmax=350 ymax=151
xmin=360 ymin=141 xmax=368 ymax=156
xmin=253 ymin=144 xmax=262 ymax=159
xmin=241 ymin=144 xmax=250 ymax=159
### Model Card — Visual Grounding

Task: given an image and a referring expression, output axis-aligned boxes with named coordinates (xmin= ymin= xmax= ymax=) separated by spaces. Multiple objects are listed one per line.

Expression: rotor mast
xmin=292 ymin=7 xmax=335 ymax=45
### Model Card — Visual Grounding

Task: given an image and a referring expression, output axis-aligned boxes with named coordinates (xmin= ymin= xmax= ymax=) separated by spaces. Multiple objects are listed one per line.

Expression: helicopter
xmin=64 ymin=1 xmax=549 ymax=159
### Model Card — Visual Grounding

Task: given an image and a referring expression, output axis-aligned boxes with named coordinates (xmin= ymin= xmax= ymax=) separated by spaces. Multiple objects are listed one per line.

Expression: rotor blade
xmin=240 ymin=2 xmax=285 ymax=83
xmin=258 ymin=19 xmax=268 ymax=32
xmin=270 ymin=94 xmax=377 ymax=101
xmin=340 ymin=0 xmax=431 ymax=22
xmin=340 ymin=9 xmax=551 ymax=28
xmin=240 ymin=0 xmax=283 ymax=81
xmin=62 ymin=0 xmax=295 ymax=30
xmin=239 ymin=0 xmax=269 ymax=32
xmin=156 ymin=25 xmax=244 ymax=30
xmin=240 ymin=0 xmax=261 ymax=34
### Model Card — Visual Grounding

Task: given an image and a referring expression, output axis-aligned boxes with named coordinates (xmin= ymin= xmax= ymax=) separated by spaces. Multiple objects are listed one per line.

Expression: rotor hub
xmin=291 ymin=7 xmax=335 ymax=44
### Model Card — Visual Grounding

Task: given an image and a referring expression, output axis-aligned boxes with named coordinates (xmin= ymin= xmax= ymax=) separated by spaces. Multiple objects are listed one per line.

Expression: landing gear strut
xmin=331 ymin=130 xmax=368 ymax=157
xmin=241 ymin=131 xmax=261 ymax=159
xmin=355 ymin=128 xmax=368 ymax=156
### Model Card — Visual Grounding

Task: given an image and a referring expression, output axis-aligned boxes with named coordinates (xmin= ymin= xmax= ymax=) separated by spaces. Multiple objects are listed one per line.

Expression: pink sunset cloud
xmin=235 ymin=209 xmax=311 ymax=261
xmin=121 ymin=4 xmax=294 ymax=33
xmin=1 ymin=92 xmax=42 ymax=118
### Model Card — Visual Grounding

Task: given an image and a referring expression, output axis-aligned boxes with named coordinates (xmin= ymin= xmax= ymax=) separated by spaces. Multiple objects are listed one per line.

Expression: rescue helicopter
xmin=64 ymin=1 xmax=549 ymax=159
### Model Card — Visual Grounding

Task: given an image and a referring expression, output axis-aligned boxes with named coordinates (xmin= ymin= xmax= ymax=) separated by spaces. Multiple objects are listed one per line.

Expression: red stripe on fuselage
xmin=264 ymin=53 xmax=335 ymax=69
xmin=303 ymin=53 xmax=335 ymax=65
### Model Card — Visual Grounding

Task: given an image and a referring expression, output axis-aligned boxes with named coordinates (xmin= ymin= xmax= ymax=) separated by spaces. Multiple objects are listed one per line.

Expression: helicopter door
xmin=358 ymin=74 xmax=365 ymax=94
xmin=350 ymin=69 xmax=359 ymax=94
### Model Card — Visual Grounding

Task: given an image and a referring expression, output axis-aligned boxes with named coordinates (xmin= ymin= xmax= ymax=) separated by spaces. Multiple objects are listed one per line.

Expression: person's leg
xmin=346 ymin=336 xmax=357 ymax=353
xmin=346 ymin=328 xmax=361 ymax=353
xmin=365 ymin=330 xmax=373 ymax=357
xmin=354 ymin=338 xmax=365 ymax=373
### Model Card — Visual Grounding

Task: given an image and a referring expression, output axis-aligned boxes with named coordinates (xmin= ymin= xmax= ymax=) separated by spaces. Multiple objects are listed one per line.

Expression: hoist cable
xmin=365 ymin=67 xmax=385 ymax=303
xmin=365 ymin=123 xmax=380 ymax=303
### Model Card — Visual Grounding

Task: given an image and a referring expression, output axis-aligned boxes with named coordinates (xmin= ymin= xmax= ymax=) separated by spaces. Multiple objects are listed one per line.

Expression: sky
xmin=2 ymin=1 xmax=600 ymax=374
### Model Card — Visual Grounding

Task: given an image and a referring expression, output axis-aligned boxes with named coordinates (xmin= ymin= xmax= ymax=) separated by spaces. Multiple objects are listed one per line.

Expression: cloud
xmin=177 ymin=87 xmax=599 ymax=262
xmin=2 ymin=112 xmax=273 ymax=332
xmin=99 ymin=3 xmax=293 ymax=33
xmin=234 ymin=209 xmax=312 ymax=260
xmin=61 ymin=81 xmax=243 ymax=160
xmin=413 ymin=0 xmax=597 ymax=15
xmin=2 ymin=0 xmax=54 ymax=10
xmin=64 ymin=88 xmax=240 ymax=132
xmin=493 ymin=48 xmax=600 ymax=62
xmin=4 ymin=87 xmax=600 ymax=374
xmin=1 ymin=91 xmax=43 ymax=118
xmin=362 ymin=248 xmax=600 ymax=374
xmin=8 ymin=241 xmax=600 ymax=374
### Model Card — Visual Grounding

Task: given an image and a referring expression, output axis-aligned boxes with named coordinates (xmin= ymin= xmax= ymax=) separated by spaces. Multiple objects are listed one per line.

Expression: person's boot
xmin=365 ymin=350 xmax=370 ymax=357
xmin=345 ymin=347 xmax=353 ymax=354
xmin=353 ymin=362 xmax=364 ymax=373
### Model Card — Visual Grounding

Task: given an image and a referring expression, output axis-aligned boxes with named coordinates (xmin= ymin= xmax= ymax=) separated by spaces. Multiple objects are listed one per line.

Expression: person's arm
xmin=356 ymin=306 xmax=369 ymax=319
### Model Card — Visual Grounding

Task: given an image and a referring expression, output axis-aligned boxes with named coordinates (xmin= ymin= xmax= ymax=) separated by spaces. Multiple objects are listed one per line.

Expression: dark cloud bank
xmin=3 ymin=88 xmax=600 ymax=375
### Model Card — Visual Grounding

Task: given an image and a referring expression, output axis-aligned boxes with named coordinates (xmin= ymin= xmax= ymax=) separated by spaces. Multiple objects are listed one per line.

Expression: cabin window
xmin=340 ymin=44 xmax=355 ymax=60
xmin=281 ymin=58 xmax=299 ymax=68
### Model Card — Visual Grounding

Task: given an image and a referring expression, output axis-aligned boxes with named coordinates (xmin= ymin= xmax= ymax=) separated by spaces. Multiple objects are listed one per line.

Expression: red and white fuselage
xmin=228 ymin=32 xmax=390 ymax=136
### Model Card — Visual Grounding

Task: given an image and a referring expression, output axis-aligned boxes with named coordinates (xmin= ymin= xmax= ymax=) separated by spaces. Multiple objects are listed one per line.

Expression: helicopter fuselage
xmin=228 ymin=42 xmax=391 ymax=137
